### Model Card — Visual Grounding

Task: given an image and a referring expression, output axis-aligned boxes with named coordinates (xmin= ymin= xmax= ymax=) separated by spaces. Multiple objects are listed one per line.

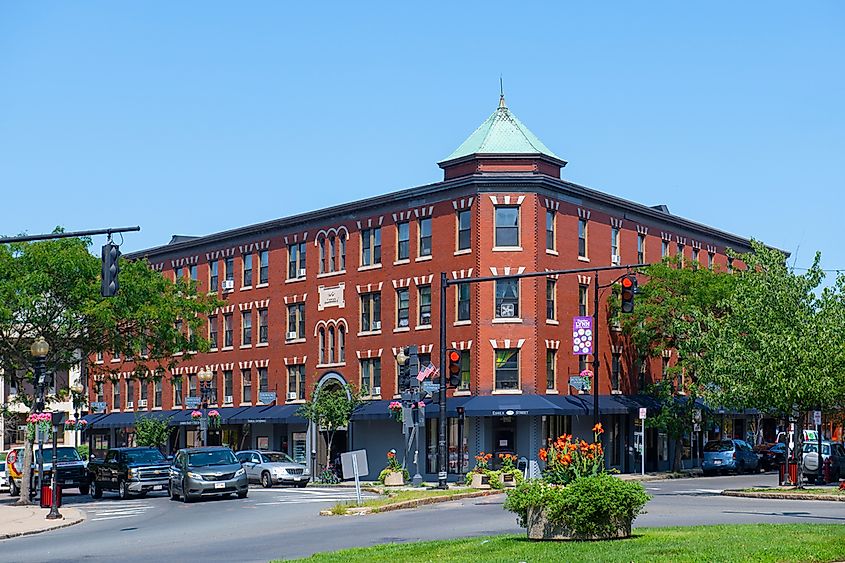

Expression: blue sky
xmin=1 ymin=2 xmax=843 ymax=275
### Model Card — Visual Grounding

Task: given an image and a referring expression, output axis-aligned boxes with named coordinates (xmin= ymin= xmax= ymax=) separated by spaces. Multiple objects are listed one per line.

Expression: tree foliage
xmin=134 ymin=415 xmax=173 ymax=449
xmin=297 ymin=383 xmax=362 ymax=468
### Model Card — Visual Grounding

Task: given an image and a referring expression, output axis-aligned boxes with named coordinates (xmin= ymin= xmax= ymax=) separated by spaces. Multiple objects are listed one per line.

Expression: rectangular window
xmin=112 ymin=380 xmax=121 ymax=409
xmin=259 ymin=250 xmax=269 ymax=284
xmin=287 ymin=364 xmax=305 ymax=401
xmin=360 ymin=358 xmax=381 ymax=396
xmin=418 ymin=217 xmax=432 ymax=257
xmin=223 ymin=314 xmax=233 ymax=347
xmin=339 ymin=236 xmax=346 ymax=270
xmin=243 ymin=254 xmax=253 ymax=287
xmin=287 ymin=303 xmax=305 ymax=339
xmin=457 ymin=283 xmax=470 ymax=322
xmin=258 ymin=307 xmax=268 ymax=343
xmin=578 ymin=219 xmax=588 ymax=258
xmin=176 ymin=266 xmax=185 ymax=280
xmin=173 ymin=379 xmax=182 ymax=407
xmin=397 ymin=222 xmax=410 ymax=260
xmin=458 ymin=350 xmax=470 ymax=390
xmin=662 ymin=240 xmax=669 ymax=258
xmin=611 ymin=352 xmax=621 ymax=392
xmin=140 ymin=380 xmax=148 ymax=401
xmin=241 ymin=369 xmax=252 ymax=403
xmin=360 ymin=292 xmax=382 ymax=332
xmin=418 ymin=285 xmax=431 ymax=326
xmin=546 ymin=349 xmax=556 ymax=390
xmin=190 ymin=265 xmax=197 ymax=281
xmin=96 ymin=351 xmax=103 ymax=362
xmin=677 ymin=243 xmax=685 ymax=264
xmin=546 ymin=279 xmax=556 ymax=321
xmin=495 ymin=279 xmax=519 ymax=318
xmin=708 ymin=252 xmax=714 ymax=269
xmin=457 ymin=210 xmax=471 ymax=251
xmin=241 ymin=310 xmax=252 ymax=345
xmin=154 ymin=379 xmax=162 ymax=408
xmin=494 ymin=349 xmax=519 ymax=390
xmin=209 ymin=371 xmax=218 ymax=405
xmin=495 ymin=206 xmax=519 ymax=247
xmin=611 ymin=227 xmax=620 ymax=262
xmin=288 ymin=242 xmax=306 ymax=279
xmin=225 ymin=257 xmax=234 ymax=282
xmin=692 ymin=247 xmax=699 ymax=265
xmin=210 ymin=261 xmax=219 ymax=291
xmin=361 ymin=227 xmax=382 ymax=267
xmin=126 ymin=380 xmax=135 ymax=407
xmin=578 ymin=284 xmax=588 ymax=316
xmin=209 ymin=316 xmax=218 ymax=349
xmin=396 ymin=288 xmax=409 ymax=328
xmin=187 ymin=375 xmax=197 ymax=399
xmin=637 ymin=234 xmax=645 ymax=263
xmin=546 ymin=210 xmax=555 ymax=251
xmin=223 ymin=370 xmax=233 ymax=401
xmin=96 ymin=382 xmax=104 ymax=403
xmin=258 ymin=367 xmax=268 ymax=393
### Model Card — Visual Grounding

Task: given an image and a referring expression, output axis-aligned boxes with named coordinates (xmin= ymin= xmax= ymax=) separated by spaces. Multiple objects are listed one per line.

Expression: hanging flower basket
xmin=190 ymin=410 xmax=203 ymax=423
xmin=26 ymin=412 xmax=52 ymax=442
xmin=208 ymin=409 xmax=221 ymax=429
xmin=388 ymin=401 xmax=403 ymax=422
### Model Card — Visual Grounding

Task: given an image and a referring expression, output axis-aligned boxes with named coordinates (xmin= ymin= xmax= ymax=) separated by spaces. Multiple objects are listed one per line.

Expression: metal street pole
xmin=592 ymin=272 xmax=600 ymax=430
xmin=47 ymin=412 xmax=63 ymax=519
xmin=0 ymin=226 xmax=140 ymax=244
xmin=438 ymin=272 xmax=448 ymax=489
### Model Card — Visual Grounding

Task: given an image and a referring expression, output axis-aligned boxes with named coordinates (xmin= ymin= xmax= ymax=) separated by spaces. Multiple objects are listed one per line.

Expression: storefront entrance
xmin=492 ymin=416 xmax=516 ymax=469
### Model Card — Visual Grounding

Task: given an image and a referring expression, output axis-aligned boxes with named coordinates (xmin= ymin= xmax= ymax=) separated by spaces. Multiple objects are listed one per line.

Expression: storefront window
xmin=426 ymin=418 xmax=467 ymax=474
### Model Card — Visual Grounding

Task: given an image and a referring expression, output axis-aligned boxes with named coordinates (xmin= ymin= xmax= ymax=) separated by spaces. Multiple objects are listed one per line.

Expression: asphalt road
xmin=2 ymin=473 xmax=843 ymax=562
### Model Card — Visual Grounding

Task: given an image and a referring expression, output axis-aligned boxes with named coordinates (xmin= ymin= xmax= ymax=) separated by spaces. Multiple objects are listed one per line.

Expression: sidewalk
xmin=617 ymin=468 xmax=703 ymax=482
xmin=0 ymin=503 xmax=85 ymax=540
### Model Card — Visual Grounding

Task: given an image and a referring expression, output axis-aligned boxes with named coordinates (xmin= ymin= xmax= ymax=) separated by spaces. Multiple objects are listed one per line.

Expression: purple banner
xmin=572 ymin=316 xmax=593 ymax=355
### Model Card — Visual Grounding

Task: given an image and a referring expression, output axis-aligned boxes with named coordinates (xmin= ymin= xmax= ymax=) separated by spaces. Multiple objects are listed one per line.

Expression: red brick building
xmin=85 ymin=96 xmax=753 ymax=477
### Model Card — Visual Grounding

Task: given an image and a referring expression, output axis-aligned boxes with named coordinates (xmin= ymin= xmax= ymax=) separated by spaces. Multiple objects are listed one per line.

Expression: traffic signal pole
xmin=437 ymin=263 xmax=645 ymax=490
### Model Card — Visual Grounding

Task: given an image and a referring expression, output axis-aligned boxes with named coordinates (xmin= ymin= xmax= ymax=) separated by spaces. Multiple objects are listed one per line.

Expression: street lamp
xmin=31 ymin=337 xmax=49 ymax=502
xmin=197 ymin=368 xmax=213 ymax=446
xmin=70 ymin=382 xmax=84 ymax=448
xmin=46 ymin=410 xmax=64 ymax=520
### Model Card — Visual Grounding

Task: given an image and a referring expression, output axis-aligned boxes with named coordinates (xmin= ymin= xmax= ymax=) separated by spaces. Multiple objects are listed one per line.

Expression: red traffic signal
xmin=620 ymin=274 xmax=637 ymax=313
xmin=447 ymin=349 xmax=462 ymax=387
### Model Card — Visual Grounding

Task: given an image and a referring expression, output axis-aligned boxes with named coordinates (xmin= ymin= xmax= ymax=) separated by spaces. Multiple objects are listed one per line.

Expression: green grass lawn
xmin=286 ymin=524 xmax=845 ymax=563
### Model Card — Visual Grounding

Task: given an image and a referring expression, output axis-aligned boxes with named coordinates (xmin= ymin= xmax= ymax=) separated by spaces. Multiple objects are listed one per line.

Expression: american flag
xmin=416 ymin=362 xmax=437 ymax=381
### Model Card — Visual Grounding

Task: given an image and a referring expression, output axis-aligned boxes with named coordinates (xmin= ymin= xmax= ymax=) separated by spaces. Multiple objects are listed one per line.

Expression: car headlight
xmin=128 ymin=468 xmax=137 ymax=478
xmin=234 ymin=468 xmax=245 ymax=477
xmin=187 ymin=471 xmax=204 ymax=480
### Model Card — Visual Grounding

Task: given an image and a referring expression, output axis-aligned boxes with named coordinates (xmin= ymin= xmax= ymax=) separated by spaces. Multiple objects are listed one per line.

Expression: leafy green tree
xmin=297 ymin=383 xmax=362 ymax=469
xmin=134 ymin=415 xmax=173 ymax=450
xmin=0 ymin=234 xmax=219 ymax=504
xmin=619 ymin=256 xmax=736 ymax=472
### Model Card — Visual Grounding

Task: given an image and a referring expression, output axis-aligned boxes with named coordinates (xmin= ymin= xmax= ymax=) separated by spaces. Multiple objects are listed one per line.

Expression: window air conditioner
xmin=126 ymin=401 xmax=134 ymax=408
xmin=372 ymin=386 xmax=381 ymax=396
xmin=224 ymin=395 xmax=233 ymax=404
xmin=421 ymin=314 xmax=431 ymax=325
xmin=399 ymin=318 xmax=409 ymax=328
xmin=299 ymin=268 xmax=306 ymax=277
xmin=287 ymin=392 xmax=297 ymax=401
xmin=612 ymin=254 xmax=621 ymax=265
xmin=287 ymin=331 xmax=298 ymax=340
xmin=373 ymin=321 xmax=381 ymax=330
xmin=222 ymin=280 xmax=235 ymax=291
xmin=138 ymin=399 xmax=147 ymax=408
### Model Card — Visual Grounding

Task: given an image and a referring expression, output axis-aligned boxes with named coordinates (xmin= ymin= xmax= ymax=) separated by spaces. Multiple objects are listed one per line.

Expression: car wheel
xmin=181 ymin=479 xmax=195 ymax=503
xmin=118 ymin=479 xmax=129 ymax=500
xmin=237 ymin=490 xmax=248 ymax=499
xmin=92 ymin=482 xmax=103 ymax=499
xmin=9 ymin=479 xmax=19 ymax=497
xmin=79 ymin=483 xmax=90 ymax=496
xmin=296 ymin=482 xmax=308 ymax=488
xmin=261 ymin=472 xmax=273 ymax=488
xmin=169 ymin=482 xmax=179 ymax=501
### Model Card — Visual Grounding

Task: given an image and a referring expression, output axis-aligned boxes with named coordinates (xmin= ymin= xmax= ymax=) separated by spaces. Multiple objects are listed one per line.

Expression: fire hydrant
xmin=823 ymin=457 xmax=833 ymax=484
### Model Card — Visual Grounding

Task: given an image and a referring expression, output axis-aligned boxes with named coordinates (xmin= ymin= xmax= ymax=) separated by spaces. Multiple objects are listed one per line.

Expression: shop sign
xmin=491 ymin=409 xmax=528 ymax=416
xmin=259 ymin=391 xmax=277 ymax=404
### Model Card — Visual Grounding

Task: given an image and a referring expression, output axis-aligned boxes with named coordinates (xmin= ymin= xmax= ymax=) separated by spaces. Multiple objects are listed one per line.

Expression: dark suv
xmin=168 ymin=447 xmax=248 ymax=503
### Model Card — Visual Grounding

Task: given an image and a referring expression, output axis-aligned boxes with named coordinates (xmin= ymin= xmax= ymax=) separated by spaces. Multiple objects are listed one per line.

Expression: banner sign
xmin=258 ymin=391 xmax=277 ymax=404
xmin=572 ymin=316 xmax=594 ymax=355
xmin=90 ymin=401 xmax=107 ymax=413
xmin=568 ymin=375 xmax=590 ymax=391
xmin=185 ymin=397 xmax=201 ymax=408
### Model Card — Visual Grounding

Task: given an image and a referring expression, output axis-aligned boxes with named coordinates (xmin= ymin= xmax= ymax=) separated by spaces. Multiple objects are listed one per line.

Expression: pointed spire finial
xmin=499 ymin=76 xmax=506 ymax=108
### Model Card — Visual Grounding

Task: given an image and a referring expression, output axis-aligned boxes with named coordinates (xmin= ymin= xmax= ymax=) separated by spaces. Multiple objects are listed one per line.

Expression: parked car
xmin=6 ymin=445 xmax=89 ymax=496
xmin=88 ymin=447 xmax=171 ymax=499
xmin=235 ymin=450 xmax=309 ymax=488
xmin=168 ymin=447 xmax=248 ymax=503
xmin=754 ymin=442 xmax=787 ymax=471
xmin=702 ymin=439 xmax=759 ymax=475
xmin=802 ymin=441 xmax=845 ymax=483
xmin=0 ymin=451 xmax=8 ymax=491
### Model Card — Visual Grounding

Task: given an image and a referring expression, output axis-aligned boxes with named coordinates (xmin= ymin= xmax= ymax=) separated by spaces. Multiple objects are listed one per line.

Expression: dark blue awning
xmin=553 ymin=395 xmax=631 ymax=415
xmin=424 ymin=395 xmax=473 ymax=418
xmin=351 ymin=400 xmax=392 ymax=421
xmin=246 ymin=405 xmax=305 ymax=424
xmin=81 ymin=413 xmax=107 ymax=426
xmin=461 ymin=395 xmax=561 ymax=417
xmin=227 ymin=405 xmax=276 ymax=424
xmin=89 ymin=412 xmax=137 ymax=429
xmin=169 ymin=406 xmax=250 ymax=426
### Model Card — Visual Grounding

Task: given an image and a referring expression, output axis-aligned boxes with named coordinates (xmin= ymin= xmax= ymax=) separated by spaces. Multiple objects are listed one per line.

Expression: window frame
xmin=360 ymin=358 xmax=382 ymax=397
xmin=287 ymin=303 xmax=305 ymax=340
xmin=546 ymin=278 xmax=556 ymax=321
xmin=637 ymin=234 xmax=645 ymax=263
xmin=396 ymin=288 xmax=410 ymax=328
xmin=418 ymin=285 xmax=432 ymax=326
xmin=578 ymin=219 xmax=588 ymax=258
xmin=360 ymin=227 xmax=382 ymax=267
xmin=223 ymin=313 xmax=233 ymax=347
xmin=360 ymin=292 xmax=382 ymax=332
xmin=242 ymin=253 xmax=253 ymax=287
xmin=210 ymin=261 xmax=219 ymax=291
xmin=456 ymin=282 xmax=470 ymax=322
xmin=546 ymin=349 xmax=556 ymax=390
xmin=495 ymin=278 xmax=519 ymax=319
xmin=241 ymin=368 xmax=252 ymax=403
xmin=259 ymin=250 xmax=269 ymax=284
xmin=258 ymin=307 xmax=268 ymax=344
xmin=546 ymin=210 xmax=555 ymax=251
xmin=494 ymin=205 xmax=520 ymax=248
xmin=494 ymin=349 xmax=520 ymax=391
xmin=418 ymin=217 xmax=432 ymax=257
xmin=288 ymin=242 xmax=306 ymax=279
xmin=396 ymin=221 xmax=410 ymax=261
xmin=241 ymin=310 xmax=252 ymax=346
xmin=611 ymin=227 xmax=620 ymax=260
xmin=457 ymin=209 xmax=471 ymax=251
xmin=578 ymin=284 xmax=588 ymax=317
xmin=287 ymin=364 xmax=306 ymax=401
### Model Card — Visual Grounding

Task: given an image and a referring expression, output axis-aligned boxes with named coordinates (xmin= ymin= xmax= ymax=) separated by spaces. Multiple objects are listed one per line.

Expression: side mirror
xmin=239 ymin=459 xmax=247 ymax=464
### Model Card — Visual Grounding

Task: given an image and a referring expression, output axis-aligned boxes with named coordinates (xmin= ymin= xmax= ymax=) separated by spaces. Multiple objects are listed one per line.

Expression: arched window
xmin=328 ymin=235 xmax=336 ymax=272
xmin=319 ymin=239 xmax=326 ymax=274
xmin=338 ymin=236 xmax=346 ymax=270
xmin=328 ymin=326 xmax=336 ymax=363
xmin=338 ymin=325 xmax=345 ymax=363
xmin=318 ymin=328 xmax=326 ymax=364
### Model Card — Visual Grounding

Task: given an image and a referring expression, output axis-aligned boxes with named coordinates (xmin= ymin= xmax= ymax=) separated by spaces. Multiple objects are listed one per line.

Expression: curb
xmin=0 ymin=511 xmax=85 ymax=540
xmin=320 ymin=489 xmax=505 ymax=516
xmin=721 ymin=490 xmax=845 ymax=502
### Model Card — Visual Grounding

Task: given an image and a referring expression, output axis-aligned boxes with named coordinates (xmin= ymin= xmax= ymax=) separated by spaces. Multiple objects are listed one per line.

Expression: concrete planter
xmin=383 ymin=471 xmax=404 ymax=486
xmin=501 ymin=472 xmax=517 ymax=488
xmin=526 ymin=506 xmax=631 ymax=541
xmin=470 ymin=472 xmax=490 ymax=489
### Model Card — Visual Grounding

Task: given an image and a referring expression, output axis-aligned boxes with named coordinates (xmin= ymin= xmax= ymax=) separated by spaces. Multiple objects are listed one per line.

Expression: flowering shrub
xmin=378 ymin=449 xmax=409 ymax=484
xmin=499 ymin=453 xmax=518 ymax=472
xmin=388 ymin=401 xmax=403 ymax=422
xmin=473 ymin=451 xmax=493 ymax=473
xmin=539 ymin=424 xmax=605 ymax=486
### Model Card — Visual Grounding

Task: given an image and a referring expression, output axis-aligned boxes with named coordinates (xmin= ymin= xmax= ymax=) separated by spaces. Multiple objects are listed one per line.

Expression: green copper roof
xmin=441 ymin=97 xmax=561 ymax=163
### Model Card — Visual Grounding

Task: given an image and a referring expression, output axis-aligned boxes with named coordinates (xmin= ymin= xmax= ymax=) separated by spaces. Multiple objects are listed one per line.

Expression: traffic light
xmin=447 ymin=349 xmax=462 ymax=388
xmin=620 ymin=274 xmax=637 ymax=313
xmin=101 ymin=242 xmax=121 ymax=297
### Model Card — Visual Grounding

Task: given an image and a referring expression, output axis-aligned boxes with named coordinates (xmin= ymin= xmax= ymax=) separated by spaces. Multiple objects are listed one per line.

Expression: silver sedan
xmin=235 ymin=450 xmax=310 ymax=488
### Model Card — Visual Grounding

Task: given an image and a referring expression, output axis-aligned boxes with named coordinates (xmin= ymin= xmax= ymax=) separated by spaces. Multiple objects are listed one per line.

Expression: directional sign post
xmin=185 ymin=397 xmax=201 ymax=408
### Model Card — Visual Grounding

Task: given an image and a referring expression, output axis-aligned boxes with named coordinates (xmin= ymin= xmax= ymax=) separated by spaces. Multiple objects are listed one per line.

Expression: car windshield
xmin=704 ymin=440 xmax=734 ymax=453
xmin=35 ymin=448 xmax=82 ymax=463
xmin=803 ymin=444 xmax=830 ymax=456
xmin=262 ymin=452 xmax=295 ymax=464
xmin=125 ymin=449 xmax=166 ymax=464
xmin=188 ymin=450 xmax=237 ymax=467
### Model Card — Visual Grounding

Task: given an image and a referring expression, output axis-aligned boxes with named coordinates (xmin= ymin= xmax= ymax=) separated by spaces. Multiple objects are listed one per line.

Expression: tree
xmin=698 ymin=242 xmax=845 ymax=482
xmin=619 ymin=256 xmax=736 ymax=472
xmin=297 ymin=383 xmax=362 ymax=469
xmin=134 ymin=415 xmax=173 ymax=450
xmin=0 ymin=234 xmax=220 ymax=504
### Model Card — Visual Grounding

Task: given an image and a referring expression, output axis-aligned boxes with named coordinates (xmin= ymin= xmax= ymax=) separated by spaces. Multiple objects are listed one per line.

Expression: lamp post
xmin=197 ymin=368 xmax=213 ymax=447
xmin=31 ymin=337 xmax=49 ymax=501
xmin=46 ymin=410 xmax=64 ymax=520
xmin=70 ymin=382 xmax=84 ymax=448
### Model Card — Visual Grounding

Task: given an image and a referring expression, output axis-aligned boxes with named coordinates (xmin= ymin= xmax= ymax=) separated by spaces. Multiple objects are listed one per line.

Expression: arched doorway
xmin=310 ymin=372 xmax=352 ymax=478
